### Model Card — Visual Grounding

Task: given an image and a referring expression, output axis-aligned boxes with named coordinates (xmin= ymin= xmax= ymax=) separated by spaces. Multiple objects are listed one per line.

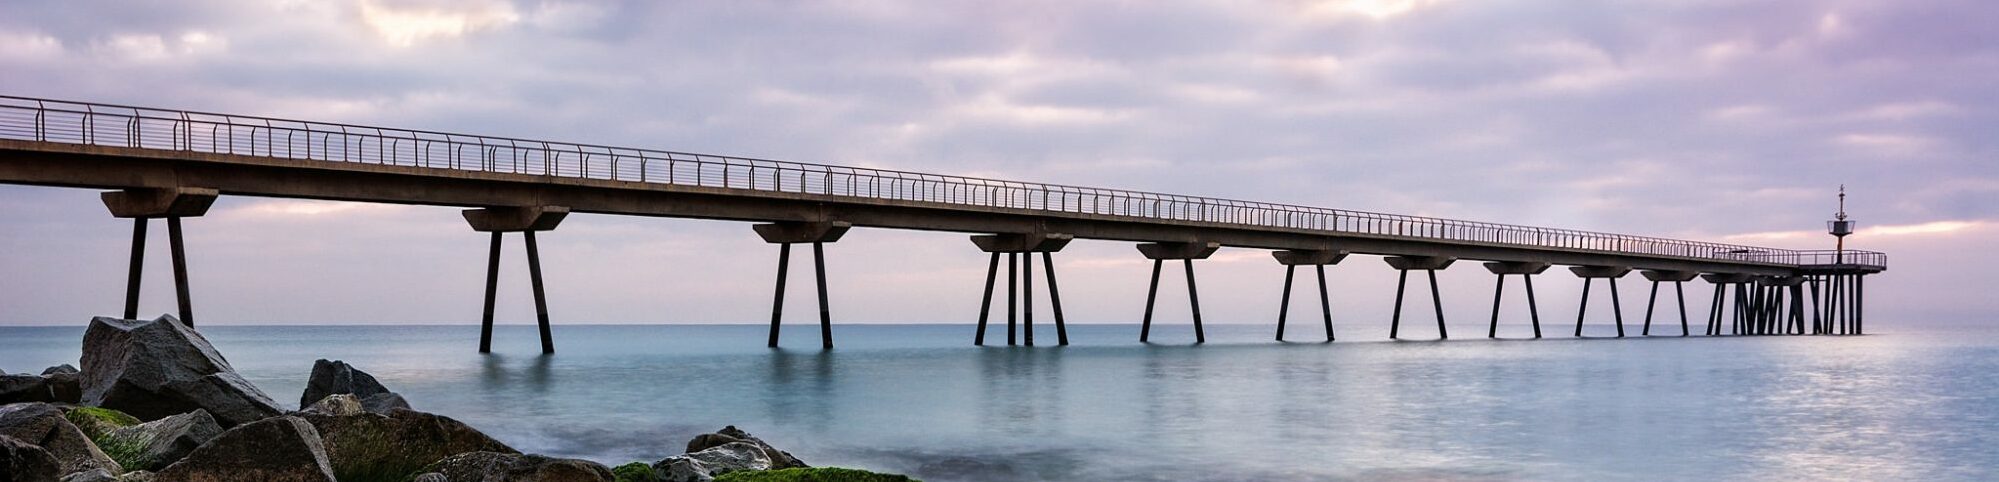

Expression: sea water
xmin=3 ymin=322 xmax=1994 ymax=481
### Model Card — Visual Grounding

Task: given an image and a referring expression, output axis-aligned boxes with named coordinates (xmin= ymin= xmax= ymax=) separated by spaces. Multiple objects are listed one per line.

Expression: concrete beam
xmin=101 ymin=187 xmax=218 ymax=218
xmin=1137 ymin=241 xmax=1220 ymax=260
xmin=1640 ymin=270 xmax=1701 ymax=282
xmin=1568 ymin=265 xmax=1632 ymax=278
xmin=1701 ymin=273 xmax=1756 ymax=284
xmin=1385 ymin=256 xmax=1455 ymax=271
xmin=463 ymin=206 xmax=569 ymax=232
xmin=1483 ymin=261 xmax=1551 ymax=275
xmin=970 ymin=232 xmax=1074 ymax=253
xmin=1758 ymin=275 xmax=1806 ymax=287
xmin=1272 ymin=249 xmax=1347 ymax=266
xmin=754 ymin=221 xmax=851 ymax=244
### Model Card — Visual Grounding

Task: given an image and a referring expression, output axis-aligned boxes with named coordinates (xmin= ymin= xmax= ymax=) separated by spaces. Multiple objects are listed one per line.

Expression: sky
xmin=0 ymin=0 xmax=1993 ymax=329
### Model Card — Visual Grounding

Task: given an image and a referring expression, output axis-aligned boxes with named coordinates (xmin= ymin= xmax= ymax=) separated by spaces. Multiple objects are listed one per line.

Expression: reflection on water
xmin=2 ymin=323 xmax=1996 ymax=481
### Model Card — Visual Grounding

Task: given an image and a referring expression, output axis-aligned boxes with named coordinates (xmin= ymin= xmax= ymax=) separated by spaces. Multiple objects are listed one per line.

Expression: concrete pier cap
xmin=1640 ymin=270 xmax=1702 ymax=282
xmin=753 ymin=221 xmax=851 ymax=244
xmin=1700 ymin=273 xmax=1756 ymax=284
xmin=1137 ymin=241 xmax=1221 ymax=260
xmin=1384 ymin=255 xmax=1455 ymax=271
xmin=971 ymin=232 xmax=1074 ymax=253
xmin=463 ymin=205 xmax=569 ymax=232
xmin=1272 ymin=249 xmax=1348 ymax=266
xmin=1758 ymin=275 xmax=1807 ymax=287
xmin=1483 ymin=261 xmax=1552 ymax=275
xmin=1568 ymin=265 xmax=1633 ymax=278
xmin=102 ymin=187 xmax=219 ymax=218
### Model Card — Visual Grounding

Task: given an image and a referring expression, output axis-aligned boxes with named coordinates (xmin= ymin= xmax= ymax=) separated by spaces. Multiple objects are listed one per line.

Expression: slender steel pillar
xmin=1186 ymin=260 xmax=1206 ymax=344
xmin=523 ymin=231 xmax=553 ymax=354
xmin=1043 ymin=252 xmax=1069 ymax=346
xmin=167 ymin=217 xmax=193 ymax=326
xmin=1277 ymin=265 xmax=1296 ymax=341
xmin=1007 ymin=253 xmax=1017 ymax=346
xmin=124 ymin=218 xmax=148 ymax=320
xmin=1810 ymin=276 xmax=1824 ymax=335
xmin=1706 ymin=283 xmax=1722 ymax=336
xmin=769 ymin=243 xmax=792 ymax=348
xmin=1575 ymin=278 xmax=1592 ymax=337
xmin=1609 ymin=278 xmax=1625 ymax=338
xmin=1316 ymin=265 xmax=1334 ymax=341
xmin=813 ymin=242 xmax=832 ymax=350
xmin=1642 ymin=281 xmax=1659 ymax=336
xmin=975 ymin=252 xmax=998 ymax=346
xmin=1141 ymin=259 xmax=1162 ymax=342
xmin=479 ymin=232 xmax=502 ymax=353
xmin=1524 ymin=275 xmax=1543 ymax=339
xmin=1488 ymin=275 xmax=1505 ymax=338
xmin=1675 ymin=281 xmax=1689 ymax=337
xmin=1024 ymin=252 xmax=1035 ymax=346
xmin=1855 ymin=275 xmax=1864 ymax=335
xmin=1427 ymin=270 xmax=1447 ymax=339
xmin=1390 ymin=270 xmax=1408 ymax=339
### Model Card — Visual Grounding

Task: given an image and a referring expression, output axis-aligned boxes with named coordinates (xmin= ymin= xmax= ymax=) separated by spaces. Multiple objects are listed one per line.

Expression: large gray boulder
xmin=80 ymin=315 xmax=284 ymax=427
xmin=422 ymin=451 xmax=613 ymax=482
xmin=683 ymin=426 xmax=805 ymax=470
xmin=0 ymin=403 xmax=121 ymax=476
xmin=652 ymin=442 xmax=773 ymax=482
xmin=101 ymin=410 xmax=223 ymax=472
xmin=153 ymin=416 xmax=334 ymax=482
xmin=299 ymin=360 xmax=409 ymax=415
xmin=296 ymin=400 xmax=516 ymax=482
xmin=2 ymin=433 xmax=63 ymax=482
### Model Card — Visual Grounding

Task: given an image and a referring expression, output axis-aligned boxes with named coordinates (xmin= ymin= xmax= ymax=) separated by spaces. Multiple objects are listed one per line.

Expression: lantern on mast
xmin=1827 ymin=185 xmax=1855 ymax=263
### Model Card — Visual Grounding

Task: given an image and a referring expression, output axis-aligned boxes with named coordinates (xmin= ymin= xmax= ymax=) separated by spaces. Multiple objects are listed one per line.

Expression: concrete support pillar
xmin=1482 ymin=261 xmax=1551 ymax=339
xmin=1273 ymin=249 xmax=1346 ymax=342
xmin=1639 ymin=270 xmax=1700 ymax=337
xmin=1569 ymin=266 xmax=1632 ymax=338
xmin=1137 ymin=241 xmax=1220 ymax=343
xmin=1700 ymin=273 xmax=1754 ymax=336
xmin=1385 ymin=256 xmax=1455 ymax=340
xmin=756 ymin=221 xmax=850 ymax=349
xmin=465 ymin=205 xmax=569 ymax=354
xmin=970 ymin=233 xmax=1074 ymax=346
xmin=103 ymin=188 xmax=219 ymax=327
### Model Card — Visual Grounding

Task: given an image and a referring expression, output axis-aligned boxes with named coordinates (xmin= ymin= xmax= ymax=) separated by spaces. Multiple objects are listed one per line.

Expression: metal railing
xmin=0 ymin=95 xmax=1886 ymax=270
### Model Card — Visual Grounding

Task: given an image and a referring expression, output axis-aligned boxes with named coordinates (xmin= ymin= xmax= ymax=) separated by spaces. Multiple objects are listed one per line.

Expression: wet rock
xmin=423 ymin=451 xmax=613 ymax=482
xmin=1 ymin=374 xmax=55 ymax=404
xmin=300 ymin=360 xmax=410 ymax=415
xmin=1 ymin=433 xmax=63 ymax=482
xmin=40 ymin=366 xmax=79 ymax=376
xmin=653 ymin=442 xmax=773 ymax=482
xmin=80 ymin=315 xmax=284 ymax=427
xmin=412 ymin=474 xmax=447 ymax=482
xmin=101 ymin=409 xmax=223 ymax=471
xmin=113 ymin=471 xmax=153 ymax=482
xmin=298 ymin=404 xmax=515 ymax=482
xmin=154 ymin=416 xmax=334 ymax=482
xmin=0 ymin=403 xmax=121 ymax=476
xmin=684 ymin=426 xmax=805 ymax=470
xmin=58 ymin=468 xmax=116 ymax=482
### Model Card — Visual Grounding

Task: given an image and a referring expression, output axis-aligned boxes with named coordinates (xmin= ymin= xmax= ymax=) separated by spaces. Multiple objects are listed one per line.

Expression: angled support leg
xmin=1428 ymin=270 xmax=1447 ymax=339
xmin=1043 ymin=252 xmax=1069 ymax=346
xmin=770 ymin=243 xmax=792 ymax=348
xmin=1676 ymin=281 xmax=1689 ymax=337
xmin=1186 ymin=259 xmax=1205 ymax=344
xmin=813 ymin=242 xmax=832 ymax=350
xmin=1575 ymin=278 xmax=1592 ymax=337
xmin=1141 ymin=259 xmax=1161 ymax=342
xmin=168 ymin=217 xmax=194 ymax=326
xmin=1391 ymin=270 xmax=1408 ymax=340
xmin=975 ymin=252 xmax=998 ymax=346
xmin=1642 ymin=280 xmax=1659 ymax=336
xmin=124 ymin=218 xmax=148 ymax=320
xmin=1488 ymin=274 xmax=1505 ymax=339
xmin=1317 ymin=265 xmax=1334 ymax=341
xmin=480 ymin=232 xmax=502 ymax=353
xmin=1278 ymin=265 xmax=1295 ymax=341
xmin=524 ymin=231 xmax=553 ymax=354
xmin=1525 ymin=275 xmax=1543 ymax=339
xmin=1610 ymin=278 xmax=1625 ymax=338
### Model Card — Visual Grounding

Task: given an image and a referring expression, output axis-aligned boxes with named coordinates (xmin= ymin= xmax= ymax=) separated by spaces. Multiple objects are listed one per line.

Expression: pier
xmin=0 ymin=95 xmax=1887 ymax=352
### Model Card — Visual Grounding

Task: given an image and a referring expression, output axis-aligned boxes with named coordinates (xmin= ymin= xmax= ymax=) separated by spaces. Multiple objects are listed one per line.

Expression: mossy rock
xmin=713 ymin=467 xmax=919 ymax=482
xmin=613 ymin=461 xmax=658 ymax=482
xmin=62 ymin=406 xmax=140 ymax=439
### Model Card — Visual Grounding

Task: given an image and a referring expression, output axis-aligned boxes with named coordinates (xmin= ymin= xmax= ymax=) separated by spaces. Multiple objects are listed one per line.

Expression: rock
xmin=1 ymin=374 xmax=55 ymax=404
xmin=80 ymin=315 xmax=285 ymax=427
xmin=1 ymin=433 xmax=63 ymax=482
xmin=59 ymin=468 xmax=116 ymax=482
xmin=41 ymin=366 xmax=80 ymax=376
xmin=300 ymin=360 xmax=410 ymax=415
xmin=684 ymin=427 xmax=805 ymax=470
xmin=0 ymin=403 xmax=121 ymax=476
xmin=297 ymin=405 xmax=515 ymax=482
xmin=154 ymin=416 xmax=334 ymax=482
xmin=113 ymin=471 xmax=154 ymax=482
xmin=100 ymin=410 xmax=223 ymax=472
xmin=411 ymin=473 xmax=447 ymax=482
xmin=423 ymin=451 xmax=613 ymax=482
xmin=39 ymin=366 xmax=83 ymax=404
xmin=653 ymin=442 xmax=773 ymax=482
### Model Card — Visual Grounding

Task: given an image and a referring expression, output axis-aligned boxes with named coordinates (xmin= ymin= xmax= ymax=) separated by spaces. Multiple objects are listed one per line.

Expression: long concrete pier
xmin=0 ymin=95 xmax=1886 ymax=352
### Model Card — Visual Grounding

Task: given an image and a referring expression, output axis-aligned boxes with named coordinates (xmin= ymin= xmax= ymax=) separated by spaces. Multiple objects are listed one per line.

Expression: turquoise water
xmin=3 ymin=323 xmax=1995 ymax=481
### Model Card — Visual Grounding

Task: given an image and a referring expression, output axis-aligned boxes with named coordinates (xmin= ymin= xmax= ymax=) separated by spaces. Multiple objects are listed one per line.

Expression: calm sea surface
xmin=2 ymin=322 xmax=1995 ymax=481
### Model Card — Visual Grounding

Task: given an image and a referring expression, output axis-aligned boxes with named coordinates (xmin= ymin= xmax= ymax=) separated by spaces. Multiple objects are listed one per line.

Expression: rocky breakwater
xmin=1 ymin=315 xmax=919 ymax=482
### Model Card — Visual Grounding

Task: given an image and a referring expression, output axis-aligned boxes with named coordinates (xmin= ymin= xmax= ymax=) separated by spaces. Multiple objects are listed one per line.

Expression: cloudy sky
xmin=0 ymin=0 xmax=1992 ymax=331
